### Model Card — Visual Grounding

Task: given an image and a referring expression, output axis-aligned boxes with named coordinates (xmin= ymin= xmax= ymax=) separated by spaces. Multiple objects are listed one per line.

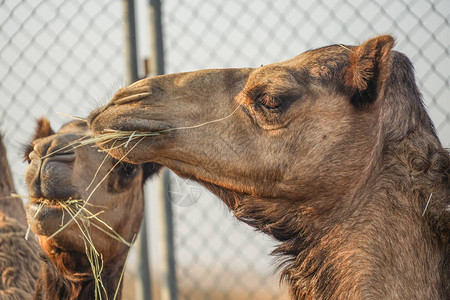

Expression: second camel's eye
xmin=119 ymin=162 xmax=137 ymax=177
xmin=258 ymin=94 xmax=282 ymax=110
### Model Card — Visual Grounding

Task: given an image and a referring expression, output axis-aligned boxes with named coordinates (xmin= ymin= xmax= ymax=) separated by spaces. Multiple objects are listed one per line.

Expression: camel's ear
xmin=33 ymin=118 xmax=55 ymax=140
xmin=23 ymin=118 xmax=55 ymax=162
xmin=345 ymin=35 xmax=394 ymax=108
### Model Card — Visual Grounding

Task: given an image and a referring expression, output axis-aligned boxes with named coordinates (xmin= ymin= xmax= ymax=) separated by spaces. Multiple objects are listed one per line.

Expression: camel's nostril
xmin=47 ymin=152 xmax=76 ymax=163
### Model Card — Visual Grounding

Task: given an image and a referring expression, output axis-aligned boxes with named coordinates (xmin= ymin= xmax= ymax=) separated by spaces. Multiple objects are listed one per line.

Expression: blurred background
xmin=1 ymin=0 xmax=449 ymax=299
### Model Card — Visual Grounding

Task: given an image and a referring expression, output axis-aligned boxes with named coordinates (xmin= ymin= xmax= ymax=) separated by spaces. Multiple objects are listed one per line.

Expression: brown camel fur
xmin=89 ymin=35 xmax=450 ymax=299
xmin=0 ymin=133 xmax=40 ymax=299
xmin=24 ymin=118 xmax=159 ymax=299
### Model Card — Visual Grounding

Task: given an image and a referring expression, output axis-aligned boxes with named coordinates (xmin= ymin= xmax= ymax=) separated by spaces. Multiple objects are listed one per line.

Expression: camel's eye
xmin=258 ymin=94 xmax=282 ymax=110
xmin=119 ymin=162 xmax=137 ymax=177
xmin=108 ymin=161 xmax=140 ymax=193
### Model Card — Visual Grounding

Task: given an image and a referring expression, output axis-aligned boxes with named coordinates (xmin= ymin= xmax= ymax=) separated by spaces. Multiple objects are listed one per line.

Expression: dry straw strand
xmin=422 ymin=193 xmax=433 ymax=216
xmin=56 ymin=112 xmax=88 ymax=122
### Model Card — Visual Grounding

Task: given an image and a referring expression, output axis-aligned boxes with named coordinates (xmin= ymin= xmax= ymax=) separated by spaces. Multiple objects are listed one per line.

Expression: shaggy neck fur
xmin=34 ymin=250 xmax=126 ymax=300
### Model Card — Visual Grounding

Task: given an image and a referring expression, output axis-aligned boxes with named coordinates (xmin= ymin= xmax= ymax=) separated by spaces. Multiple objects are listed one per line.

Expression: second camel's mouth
xmin=25 ymin=197 xmax=92 ymax=236
xmin=26 ymin=197 xmax=82 ymax=221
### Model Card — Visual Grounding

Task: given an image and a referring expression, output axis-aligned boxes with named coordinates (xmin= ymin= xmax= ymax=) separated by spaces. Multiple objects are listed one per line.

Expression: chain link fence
xmin=0 ymin=0 xmax=139 ymax=298
xmin=1 ymin=0 xmax=449 ymax=299
xmin=0 ymin=0 xmax=125 ymax=186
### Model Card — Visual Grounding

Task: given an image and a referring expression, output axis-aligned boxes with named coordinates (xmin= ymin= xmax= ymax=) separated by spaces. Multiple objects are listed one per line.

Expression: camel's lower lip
xmin=26 ymin=198 xmax=80 ymax=236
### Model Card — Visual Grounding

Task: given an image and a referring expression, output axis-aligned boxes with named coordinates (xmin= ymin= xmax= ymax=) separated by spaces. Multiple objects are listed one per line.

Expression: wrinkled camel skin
xmin=24 ymin=119 xmax=159 ymax=299
xmin=0 ymin=133 xmax=40 ymax=300
xmin=89 ymin=36 xmax=450 ymax=299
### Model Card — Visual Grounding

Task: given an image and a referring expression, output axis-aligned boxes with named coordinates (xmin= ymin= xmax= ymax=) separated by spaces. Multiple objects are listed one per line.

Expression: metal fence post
xmin=148 ymin=0 xmax=165 ymax=76
xmin=123 ymin=0 xmax=139 ymax=84
xmin=148 ymin=1 xmax=177 ymax=299
xmin=123 ymin=0 xmax=152 ymax=299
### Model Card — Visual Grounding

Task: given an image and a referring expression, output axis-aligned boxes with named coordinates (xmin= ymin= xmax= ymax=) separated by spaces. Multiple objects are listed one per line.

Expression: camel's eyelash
xmin=22 ymin=142 xmax=34 ymax=163
xmin=257 ymin=94 xmax=282 ymax=109
xmin=245 ymin=85 xmax=288 ymax=110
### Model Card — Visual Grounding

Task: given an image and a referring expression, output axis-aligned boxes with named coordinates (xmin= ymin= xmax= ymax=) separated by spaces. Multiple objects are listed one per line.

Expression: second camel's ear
xmin=345 ymin=35 xmax=395 ymax=108
xmin=23 ymin=118 xmax=55 ymax=162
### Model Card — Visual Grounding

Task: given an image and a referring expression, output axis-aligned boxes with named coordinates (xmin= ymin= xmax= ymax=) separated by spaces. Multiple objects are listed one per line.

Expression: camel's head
xmin=24 ymin=118 xmax=159 ymax=275
xmin=88 ymin=35 xmax=430 ymax=208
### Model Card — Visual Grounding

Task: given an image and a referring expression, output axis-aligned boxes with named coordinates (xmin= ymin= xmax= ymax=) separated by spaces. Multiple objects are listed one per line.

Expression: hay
xmin=57 ymin=197 xmax=134 ymax=300
xmin=422 ymin=193 xmax=433 ymax=216
xmin=55 ymin=112 xmax=87 ymax=122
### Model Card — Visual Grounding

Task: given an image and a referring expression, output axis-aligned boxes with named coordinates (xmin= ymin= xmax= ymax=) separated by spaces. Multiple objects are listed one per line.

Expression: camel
xmin=88 ymin=35 xmax=450 ymax=299
xmin=0 ymin=133 xmax=40 ymax=299
xmin=23 ymin=118 xmax=160 ymax=299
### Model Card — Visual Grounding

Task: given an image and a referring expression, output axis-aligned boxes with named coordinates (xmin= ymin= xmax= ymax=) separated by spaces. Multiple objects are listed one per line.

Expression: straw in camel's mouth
xmin=28 ymin=197 xmax=83 ymax=212
xmin=25 ymin=197 xmax=84 ymax=234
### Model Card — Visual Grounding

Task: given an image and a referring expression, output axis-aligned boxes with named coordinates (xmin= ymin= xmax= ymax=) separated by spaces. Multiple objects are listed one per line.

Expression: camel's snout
xmin=25 ymin=135 xmax=79 ymax=201
xmin=25 ymin=146 xmax=79 ymax=238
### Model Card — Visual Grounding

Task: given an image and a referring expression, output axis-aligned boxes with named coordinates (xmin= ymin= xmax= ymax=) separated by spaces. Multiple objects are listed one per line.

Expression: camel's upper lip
xmin=88 ymin=104 xmax=173 ymax=134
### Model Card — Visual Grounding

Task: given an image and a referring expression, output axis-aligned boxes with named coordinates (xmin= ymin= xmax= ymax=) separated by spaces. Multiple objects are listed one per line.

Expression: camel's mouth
xmin=87 ymin=108 xmax=173 ymax=162
xmin=104 ymin=118 xmax=172 ymax=134
xmin=93 ymin=121 xmax=173 ymax=145
xmin=26 ymin=197 xmax=84 ymax=237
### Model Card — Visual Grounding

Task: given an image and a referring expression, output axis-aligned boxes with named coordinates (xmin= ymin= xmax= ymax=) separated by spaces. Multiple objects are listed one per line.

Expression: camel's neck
xmin=215 ymin=130 xmax=449 ymax=299
xmin=274 ymin=192 xmax=447 ymax=299
xmin=351 ymin=133 xmax=449 ymax=299
xmin=296 ymin=133 xmax=448 ymax=299
xmin=34 ymin=255 xmax=124 ymax=300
